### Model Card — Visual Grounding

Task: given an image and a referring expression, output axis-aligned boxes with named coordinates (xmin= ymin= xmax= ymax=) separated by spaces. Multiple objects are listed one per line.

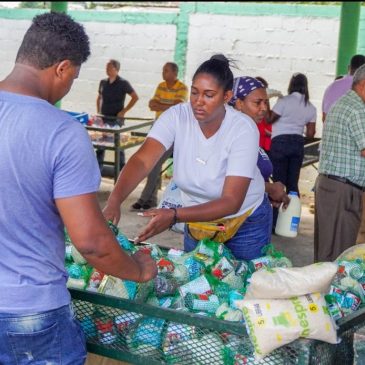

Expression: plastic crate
xmin=69 ymin=284 xmax=365 ymax=364
xmin=66 ymin=111 xmax=89 ymax=124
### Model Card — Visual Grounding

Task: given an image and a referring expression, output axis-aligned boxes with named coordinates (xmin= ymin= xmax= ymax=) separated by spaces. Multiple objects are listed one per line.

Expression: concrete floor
xmin=97 ymin=160 xmax=318 ymax=268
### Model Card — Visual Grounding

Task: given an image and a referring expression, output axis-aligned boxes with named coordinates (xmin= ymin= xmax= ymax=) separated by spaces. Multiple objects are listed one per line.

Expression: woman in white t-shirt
xmin=268 ymin=73 xmax=316 ymax=229
xmin=103 ymin=55 xmax=270 ymax=260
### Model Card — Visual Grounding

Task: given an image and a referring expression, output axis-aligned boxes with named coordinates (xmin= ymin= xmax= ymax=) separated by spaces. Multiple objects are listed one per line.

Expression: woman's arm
xmin=135 ymin=175 xmax=251 ymax=242
xmin=266 ymin=110 xmax=281 ymax=125
xmin=103 ymin=138 xmax=166 ymax=224
xmin=306 ymin=122 xmax=316 ymax=138
xmin=265 ymin=181 xmax=290 ymax=208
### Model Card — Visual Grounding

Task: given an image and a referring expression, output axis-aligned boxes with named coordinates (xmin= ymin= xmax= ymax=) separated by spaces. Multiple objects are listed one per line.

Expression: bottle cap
xmin=288 ymin=191 xmax=298 ymax=196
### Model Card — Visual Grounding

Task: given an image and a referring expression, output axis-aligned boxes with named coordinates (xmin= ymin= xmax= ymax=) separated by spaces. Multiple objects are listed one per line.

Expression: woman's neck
xmin=199 ymin=107 xmax=226 ymax=138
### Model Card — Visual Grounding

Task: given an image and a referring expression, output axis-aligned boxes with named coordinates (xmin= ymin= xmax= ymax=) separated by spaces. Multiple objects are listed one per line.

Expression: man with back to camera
xmin=96 ymin=59 xmax=139 ymax=172
xmin=322 ymin=54 xmax=365 ymax=122
xmin=315 ymin=64 xmax=365 ymax=262
xmin=131 ymin=62 xmax=188 ymax=211
xmin=0 ymin=12 xmax=156 ymax=364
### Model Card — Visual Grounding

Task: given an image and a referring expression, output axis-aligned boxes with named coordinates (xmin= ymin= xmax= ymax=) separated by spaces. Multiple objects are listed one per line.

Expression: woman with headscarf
xmin=228 ymin=76 xmax=289 ymax=210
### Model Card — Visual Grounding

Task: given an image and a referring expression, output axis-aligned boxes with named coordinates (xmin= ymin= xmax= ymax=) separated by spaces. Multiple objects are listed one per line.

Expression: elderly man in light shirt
xmin=315 ymin=64 xmax=365 ymax=262
xmin=321 ymin=55 xmax=365 ymax=244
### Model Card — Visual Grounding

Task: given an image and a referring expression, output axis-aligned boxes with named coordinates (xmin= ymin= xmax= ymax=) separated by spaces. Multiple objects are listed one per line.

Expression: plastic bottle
xmin=275 ymin=191 xmax=302 ymax=238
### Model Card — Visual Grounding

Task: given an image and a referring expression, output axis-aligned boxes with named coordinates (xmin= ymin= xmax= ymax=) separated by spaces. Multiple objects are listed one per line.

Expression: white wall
xmin=0 ymin=18 xmax=176 ymax=119
xmin=185 ymin=14 xmax=340 ymax=136
xmin=66 ymin=21 xmax=177 ymax=118
xmin=0 ymin=18 xmax=32 ymax=75
xmin=0 ymin=13 xmax=341 ymax=135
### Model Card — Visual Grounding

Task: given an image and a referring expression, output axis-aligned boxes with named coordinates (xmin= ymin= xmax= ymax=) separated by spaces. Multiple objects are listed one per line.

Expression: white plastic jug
xmin=275 ymin=191 xmax=302 ymax=238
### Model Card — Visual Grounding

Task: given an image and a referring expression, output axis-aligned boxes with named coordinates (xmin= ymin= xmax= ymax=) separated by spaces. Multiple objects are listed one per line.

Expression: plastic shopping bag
xmin=158 ymin=180 xmax=185 ymax=234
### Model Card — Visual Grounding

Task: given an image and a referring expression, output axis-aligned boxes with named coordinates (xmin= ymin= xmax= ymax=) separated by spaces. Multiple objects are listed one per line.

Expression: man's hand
xmin=117 ymin=110 xmax=126 ymax=119
xmin=148 ymin=99 xmax=159 ymax=110
xmin=102 ymin=199 xmax=121 ymax=226
xmin=131 ymin=250 xmax=158 ymax=282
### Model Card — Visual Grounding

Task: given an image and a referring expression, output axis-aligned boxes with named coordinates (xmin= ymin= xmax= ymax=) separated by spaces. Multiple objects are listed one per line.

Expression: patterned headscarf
xmin=228 ymin=76 xmax=265 ymax=106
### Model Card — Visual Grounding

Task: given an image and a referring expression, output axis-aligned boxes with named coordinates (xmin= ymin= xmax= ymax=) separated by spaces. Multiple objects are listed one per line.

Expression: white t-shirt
xmin=272 ymin=92 xmax=316 ymax=139
xmin=148 ymin=103 xmax=265 ymax=218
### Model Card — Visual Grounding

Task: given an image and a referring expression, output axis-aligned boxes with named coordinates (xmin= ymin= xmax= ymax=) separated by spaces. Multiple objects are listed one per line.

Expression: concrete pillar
xmin=336 ymin=2 xmax=361 ymax=76
xmin=51 ymin=2 xmax=68 ymax=14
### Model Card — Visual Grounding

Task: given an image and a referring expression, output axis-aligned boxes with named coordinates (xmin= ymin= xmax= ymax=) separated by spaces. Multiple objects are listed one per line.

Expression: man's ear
xmin=55 ymin=60 xmax=72 ymax=78
xmin=353 ymin=79 xmax=365 ymax=102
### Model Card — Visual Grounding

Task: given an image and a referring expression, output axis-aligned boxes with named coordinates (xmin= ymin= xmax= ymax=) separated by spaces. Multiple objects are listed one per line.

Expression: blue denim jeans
xmin=0 ymin=304 xmax=87 ymax=365
xmin=184 ymin=194 xmax=272 ymax=260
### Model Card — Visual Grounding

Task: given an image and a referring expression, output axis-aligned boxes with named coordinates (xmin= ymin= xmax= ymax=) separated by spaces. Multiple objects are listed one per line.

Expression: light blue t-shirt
xmin=0 ymin=91 xmax=100 ymax=314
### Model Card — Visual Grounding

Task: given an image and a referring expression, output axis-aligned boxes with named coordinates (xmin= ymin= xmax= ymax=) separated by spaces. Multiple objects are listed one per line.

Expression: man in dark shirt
xmin=96 ymin=59 xmax=139 ymax=171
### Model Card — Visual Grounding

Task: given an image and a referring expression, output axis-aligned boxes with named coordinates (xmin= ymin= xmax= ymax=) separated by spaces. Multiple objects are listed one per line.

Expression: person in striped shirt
xmin=131 ymin=62 xmax=188 ymax=211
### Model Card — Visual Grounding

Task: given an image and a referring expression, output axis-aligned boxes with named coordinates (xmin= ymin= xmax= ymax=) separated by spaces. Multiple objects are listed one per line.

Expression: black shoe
xmin=131 ymin=202 xmax=143 ymax=211
xmin=142 ymin=203 xmax=158 ymax=210
xmin=142 ymin=204 xmax=152 ymax=210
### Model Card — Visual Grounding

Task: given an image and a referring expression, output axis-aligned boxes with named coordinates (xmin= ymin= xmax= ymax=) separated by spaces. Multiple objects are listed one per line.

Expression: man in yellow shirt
xmin=131 ymin=62 xmax=188 ymax=210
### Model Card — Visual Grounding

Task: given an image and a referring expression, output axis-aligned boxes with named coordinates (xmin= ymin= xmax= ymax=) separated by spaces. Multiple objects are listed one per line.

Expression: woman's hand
xmin=102 ymin=199 xmax=121 ymax=225
xmin=134 ymin=208 xmax=176 ymax=243
xmin=266 ymin=182 xmax=290 ymax=208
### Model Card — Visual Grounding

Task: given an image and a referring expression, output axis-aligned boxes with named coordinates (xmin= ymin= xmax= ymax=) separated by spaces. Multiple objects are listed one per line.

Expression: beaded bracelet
xmin=169 ymin=207 xmax=178 ymax=229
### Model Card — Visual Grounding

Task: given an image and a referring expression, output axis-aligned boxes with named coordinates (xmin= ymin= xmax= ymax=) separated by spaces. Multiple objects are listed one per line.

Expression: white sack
xmin=245 ymin=262 xmax=338 ymax=299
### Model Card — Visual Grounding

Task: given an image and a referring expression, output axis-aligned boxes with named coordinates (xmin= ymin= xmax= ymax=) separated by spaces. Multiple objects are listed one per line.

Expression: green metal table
xmin=86 ymin=117 xmax=154 ymax=183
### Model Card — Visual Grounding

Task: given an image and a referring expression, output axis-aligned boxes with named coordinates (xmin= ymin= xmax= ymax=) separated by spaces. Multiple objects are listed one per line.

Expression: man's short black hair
xmin=16 ymin=11 xmax=90 ymax=69
xmin=350 ymin=54 xmax=365 ymax=74
xmin=165 ymin=62 xmax=178 ymax=74
xmin=108 ymin=59 xmax=120 ymax=71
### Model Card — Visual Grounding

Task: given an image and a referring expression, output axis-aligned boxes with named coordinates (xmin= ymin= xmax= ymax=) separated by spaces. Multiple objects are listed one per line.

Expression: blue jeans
xmin=184 ymin=194 xmax=272 ymax=260
xmin=0 ymin=304 xmax=87 ymax=365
